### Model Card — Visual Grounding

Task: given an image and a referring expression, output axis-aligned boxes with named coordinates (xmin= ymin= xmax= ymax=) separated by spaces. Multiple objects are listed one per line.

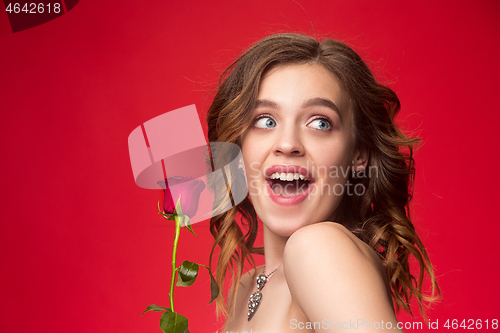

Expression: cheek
xmin=310 ymin=143 xmax=354 ymax=202
xmin=313 ymin=143 xmax=353 ymax=176
xmin=241 ymin=138 xmax=266 ymax=195
xmin=241 ymin=138 xmax=254 ymax=169
xmin=242 ymin=148 xmax=259 ymax=178
xmin=241 ymin=133 xmax=273 ymax=173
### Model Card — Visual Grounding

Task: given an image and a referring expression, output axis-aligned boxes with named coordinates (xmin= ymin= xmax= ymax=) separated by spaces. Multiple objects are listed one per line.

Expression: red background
xmin=1 ymin=1 xmax=499 ymax=332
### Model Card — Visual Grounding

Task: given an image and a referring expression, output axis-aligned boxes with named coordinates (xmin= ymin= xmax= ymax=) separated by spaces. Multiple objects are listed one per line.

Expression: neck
xmin=262 ymin=224 xmax=289 ymax=279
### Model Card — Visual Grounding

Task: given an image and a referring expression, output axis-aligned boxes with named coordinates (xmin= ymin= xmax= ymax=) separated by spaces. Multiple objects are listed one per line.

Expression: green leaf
xmin=159 ymin=311 xmax=188 ymax=333
xmin=183 ymin=216 xmax=197 ymax=237
xmin=141 ymin=304 xmax=171 ymax=316
xmin=207 ymin=267 xmax=219 ymax=304
xmin=176 ymin=261 xmax=199 ymax=287
xmin=198 ymin=264 xmax=220 ymax=304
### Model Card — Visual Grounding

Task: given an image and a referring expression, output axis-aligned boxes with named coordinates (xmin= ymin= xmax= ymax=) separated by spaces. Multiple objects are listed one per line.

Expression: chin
xmin=261 ymin=213 xmax=319 ymax=238
xmin=252 ymin=191 xmax=342 ymax=238
xmin=266 ymin=223 xmax=304 ymax=238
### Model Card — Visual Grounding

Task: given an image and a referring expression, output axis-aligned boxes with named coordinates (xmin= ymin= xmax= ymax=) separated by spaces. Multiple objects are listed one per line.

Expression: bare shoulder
xmin=284 ymin=222 xmax=383 ymax=270
xmin=283 ymin=222 xmax=400 ymax=331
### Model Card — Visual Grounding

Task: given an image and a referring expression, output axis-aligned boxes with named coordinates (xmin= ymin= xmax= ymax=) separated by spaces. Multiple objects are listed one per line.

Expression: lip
xmin=265 ymin=165 xmax=315 ymax=206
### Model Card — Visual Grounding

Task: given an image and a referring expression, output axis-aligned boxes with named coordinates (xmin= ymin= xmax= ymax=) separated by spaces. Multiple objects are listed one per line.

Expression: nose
xmin=273 ymin=125 xmax=305 ymax=156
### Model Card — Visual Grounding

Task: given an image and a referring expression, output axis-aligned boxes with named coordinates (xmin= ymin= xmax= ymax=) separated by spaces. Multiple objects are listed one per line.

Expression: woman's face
xmin=241 ymin=63 xmax=366 ymax=237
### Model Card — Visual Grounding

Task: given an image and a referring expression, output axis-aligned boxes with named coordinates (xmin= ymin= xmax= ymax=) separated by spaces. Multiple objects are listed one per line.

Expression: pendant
xmin=247 ymin=290 xmax=262 ymax=321
xmin=248 ymin=273 xmax=268 ymax=321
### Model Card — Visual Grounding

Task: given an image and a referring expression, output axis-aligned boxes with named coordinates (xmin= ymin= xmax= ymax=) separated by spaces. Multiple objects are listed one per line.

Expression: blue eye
xmin=308 ymin=118 xmax=331 ymax=130
xmin=255 ymin=116 xmax=276 ymax=129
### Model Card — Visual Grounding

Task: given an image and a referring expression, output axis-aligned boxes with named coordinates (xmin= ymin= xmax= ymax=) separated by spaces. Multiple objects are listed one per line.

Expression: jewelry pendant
xmin=256 ymin=273 xmax=267 ymax=289
xmin=247 ymin=266 xmax=278 ymax=321
xmin=247 ymin=290 xmax=262 ymax=321
xmin=247 ymin=273 xmax=268 ymax=321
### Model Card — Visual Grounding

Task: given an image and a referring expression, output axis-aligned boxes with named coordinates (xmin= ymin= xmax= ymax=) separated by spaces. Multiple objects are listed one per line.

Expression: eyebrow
xmin=255 ymin=99 xmax=278 ymax=109
xmin=255 ymin=97 xmax=342 ymax=122
xmin=302 ymin=98 xmax=342 ymax=121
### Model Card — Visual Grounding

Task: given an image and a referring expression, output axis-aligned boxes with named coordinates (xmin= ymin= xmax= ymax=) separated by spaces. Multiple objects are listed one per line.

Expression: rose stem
xmin=169 ymin=215 xmax=181 ymax=312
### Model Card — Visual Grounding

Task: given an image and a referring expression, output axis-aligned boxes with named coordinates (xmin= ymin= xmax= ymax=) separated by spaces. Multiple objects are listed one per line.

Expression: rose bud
xmin=157 ymin=176 xmax=206 ymax=218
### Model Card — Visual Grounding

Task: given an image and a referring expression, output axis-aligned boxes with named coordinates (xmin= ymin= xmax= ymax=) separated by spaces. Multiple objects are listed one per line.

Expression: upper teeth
xmin=269 ymin=172 xmax=310 ymax=181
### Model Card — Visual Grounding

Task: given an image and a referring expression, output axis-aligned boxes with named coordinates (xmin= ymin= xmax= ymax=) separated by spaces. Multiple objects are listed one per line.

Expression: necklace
xmin=247 ymin=265 xmax=279 ymax=321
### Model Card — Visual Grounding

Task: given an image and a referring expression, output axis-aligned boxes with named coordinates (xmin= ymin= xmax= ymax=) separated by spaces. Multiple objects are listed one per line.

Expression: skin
xmin=223 ymin=64 xmax=402 ymax=332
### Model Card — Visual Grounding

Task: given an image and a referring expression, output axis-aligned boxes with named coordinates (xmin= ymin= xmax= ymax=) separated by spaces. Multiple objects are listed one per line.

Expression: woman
xmin=206 ymin=33 xmax=440 ymax=332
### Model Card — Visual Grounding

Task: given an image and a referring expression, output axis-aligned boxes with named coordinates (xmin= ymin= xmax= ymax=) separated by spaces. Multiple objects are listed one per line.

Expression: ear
xmin=352 ymin=146 xmax=369 ymax=172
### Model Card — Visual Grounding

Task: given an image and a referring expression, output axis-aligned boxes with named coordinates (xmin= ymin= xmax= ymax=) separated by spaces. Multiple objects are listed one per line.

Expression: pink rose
xmin=157 ymin=177 xmax=205 ymax=218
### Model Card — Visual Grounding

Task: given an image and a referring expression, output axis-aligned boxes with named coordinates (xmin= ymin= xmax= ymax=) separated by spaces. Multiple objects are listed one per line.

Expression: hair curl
xmin=206 ymin=33 xmax=440 ymax=323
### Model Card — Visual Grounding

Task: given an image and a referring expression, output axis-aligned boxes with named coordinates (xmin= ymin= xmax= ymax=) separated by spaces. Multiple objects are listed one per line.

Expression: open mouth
xmin=266 ymin=172 xmax=313 ymax=197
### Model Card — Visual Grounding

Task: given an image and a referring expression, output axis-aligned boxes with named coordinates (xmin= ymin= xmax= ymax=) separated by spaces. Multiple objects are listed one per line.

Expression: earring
xmin=352 ymin=170 xmax=364 ymax=179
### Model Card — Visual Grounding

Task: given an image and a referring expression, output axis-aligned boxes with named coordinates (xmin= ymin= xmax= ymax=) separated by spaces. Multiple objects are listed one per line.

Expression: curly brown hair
xmin=206 ymin=33 xmax=440 ymax=323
